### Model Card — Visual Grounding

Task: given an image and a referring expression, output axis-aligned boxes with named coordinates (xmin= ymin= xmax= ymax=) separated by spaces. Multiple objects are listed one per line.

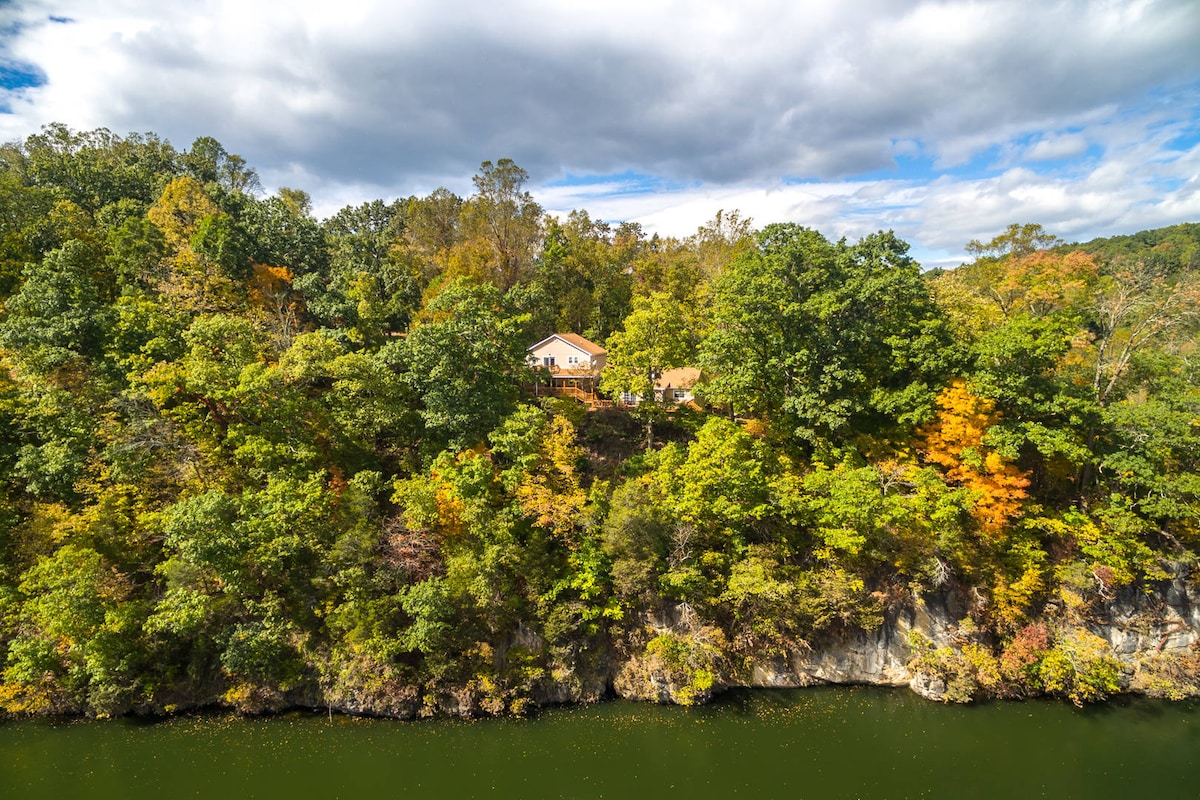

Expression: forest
xmin=1 ymin=124 xmax=1199 ymax=717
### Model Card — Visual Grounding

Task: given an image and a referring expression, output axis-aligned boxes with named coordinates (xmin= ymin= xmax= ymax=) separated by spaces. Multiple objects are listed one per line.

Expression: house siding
xmin=527 ymin=336 xmax=606 ymax=372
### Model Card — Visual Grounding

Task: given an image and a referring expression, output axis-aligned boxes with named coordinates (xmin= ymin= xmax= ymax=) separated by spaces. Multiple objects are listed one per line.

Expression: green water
xmin=3 ymin=687 xmax=1198 ymax=799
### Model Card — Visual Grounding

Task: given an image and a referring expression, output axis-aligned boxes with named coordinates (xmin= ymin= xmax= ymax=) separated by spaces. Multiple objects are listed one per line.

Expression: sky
xmin=0 ymin=0 xmax=1197 ymax=268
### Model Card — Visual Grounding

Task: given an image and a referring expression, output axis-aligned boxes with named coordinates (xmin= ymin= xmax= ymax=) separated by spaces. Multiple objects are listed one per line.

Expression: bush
xmin=642 ymin=627 xmax=727 ymax=705
xmin=911 ymin=640 xmax=1001 ymax=703
xmin=1037 ymin=628 xmax=1123 ymax=705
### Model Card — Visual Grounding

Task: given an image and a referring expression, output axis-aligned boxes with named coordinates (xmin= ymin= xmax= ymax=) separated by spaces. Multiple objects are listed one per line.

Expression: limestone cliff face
xmin=607 ymin=595 xmax=965 ymax=705
xmin=610 ymin=576 xmax=1200 ymax=705
xmin=306 ymin=577 xmax=1200 ymax=716
xmin=1089 ymin=575 xmax=1200 ymax=661
xmin=748 ymin=593 xmax=966 ymax=692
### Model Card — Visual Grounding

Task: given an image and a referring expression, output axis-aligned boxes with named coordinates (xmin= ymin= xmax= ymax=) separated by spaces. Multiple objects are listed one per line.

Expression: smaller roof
xmin=655 ymin=367 xmax=702 ymax=389
xmin=528 ymin=333 xmax=607 ymax=357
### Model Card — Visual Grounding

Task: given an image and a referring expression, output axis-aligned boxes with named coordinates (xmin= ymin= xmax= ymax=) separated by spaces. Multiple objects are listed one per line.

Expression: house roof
xmin=527 ymin=333 xmax=607 ymax=357
xmin=655 ymin=367 xmax=702 ymax=389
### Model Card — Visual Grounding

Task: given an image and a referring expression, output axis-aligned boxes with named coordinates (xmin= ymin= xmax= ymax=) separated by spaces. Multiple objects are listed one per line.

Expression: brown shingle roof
xmin=529 ymin=333 xmax=607 ymax=356
xmin=655 ymin=367 xmax=701 ymax=389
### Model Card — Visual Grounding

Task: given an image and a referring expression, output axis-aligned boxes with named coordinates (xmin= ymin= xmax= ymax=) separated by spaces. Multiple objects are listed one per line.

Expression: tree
xmin=526 ymin=211 xmax=635 ymax=342
xmin=0 ymin=240 xmax=112 ymax=379
xmin=147 ymin=177 xmax=248 ymax=313
xmin=1 ymin=544 xmax=134 ymax=714
xmin=965 ymin=223 xmax=1063 ymax=262
xmin=182 ymin=136 xmax=260 ymax=194
xmin=23 ymin=124 xmax=182 ymax=211
xmin=601 ymin=477 xmax=671 ymax=601
xmin=279 ymin=332 xmax=421 ymax=470
xmin=134 ymin=314 xmax=268 ymax=452
xmin=400 ymin=279 xmax=531 ymax=454
xmin=1086 ymin=260 xmax=1200 ymax=406
xmin=959 ymin=224 xmax=1085 ymax=319
xmin=406 ymin=188 xmax=462 ymax=257
xmin=308 ymin=199 xmax=423 ymax=341
xmin=0 ymin=168 xmax=57 ymax=297
xmin=689 ymin=208 xmax=755 ymax=280
xmin=700 ymin=225 xmax=955 ymax=444
xmin=324 ymin=200 xmax=406 ymax=269
xmin=918 ymin=381 xmax=1030 ymax=536
xmin=986 ymin=249 xmax=1099 ymax=319
xmin=239 ymin=193 xmax=330 ymax=284
xmin=460 ymin=159 xmax=542 ymax=290
xmin=602 ymin=291 xmax=694 ymax=448
xmin=491 ymin=406 xmax=588 ymax=543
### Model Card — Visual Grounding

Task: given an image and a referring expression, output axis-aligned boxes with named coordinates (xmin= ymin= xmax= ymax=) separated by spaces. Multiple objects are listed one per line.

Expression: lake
xmin=3 ymin=686 xmax=1198 ymax=798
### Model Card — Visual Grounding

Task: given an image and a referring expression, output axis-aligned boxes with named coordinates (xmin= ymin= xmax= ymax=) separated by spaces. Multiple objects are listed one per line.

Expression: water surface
xmin=3 ymin=687 xmax=1198 ymax=798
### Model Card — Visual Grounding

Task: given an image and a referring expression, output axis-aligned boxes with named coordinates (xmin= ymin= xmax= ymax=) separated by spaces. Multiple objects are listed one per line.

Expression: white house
xmin=527 ymin=334 xmax=704 ymax=408
xmin=527 ymin=333 xmax=607 ymax=401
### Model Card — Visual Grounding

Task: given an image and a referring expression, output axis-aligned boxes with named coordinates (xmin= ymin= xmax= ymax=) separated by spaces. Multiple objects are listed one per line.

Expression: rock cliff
xmin=611 ymin=575 xmax=1200 ymax=705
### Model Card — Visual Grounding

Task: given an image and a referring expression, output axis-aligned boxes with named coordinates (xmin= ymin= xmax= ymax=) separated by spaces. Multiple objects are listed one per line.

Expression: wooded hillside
xmin=1 ymin=126 xmax=1198 ymax=715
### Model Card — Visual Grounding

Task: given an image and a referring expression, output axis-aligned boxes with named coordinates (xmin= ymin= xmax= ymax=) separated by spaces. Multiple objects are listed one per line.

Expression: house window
xmin=567 ymin=355 xmax=579 ymax=366
xmin=673 ymin=389 xmax=687 ymax=400
xmin=543 ymin=356 xmax=556 ymax=367
xmin=621 ymin=392 xmax=638 ymax=405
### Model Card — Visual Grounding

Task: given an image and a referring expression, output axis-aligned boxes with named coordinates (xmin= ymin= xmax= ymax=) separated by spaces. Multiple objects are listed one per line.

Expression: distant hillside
xmin=1064 ymin=221 xmax=1200 ymax=272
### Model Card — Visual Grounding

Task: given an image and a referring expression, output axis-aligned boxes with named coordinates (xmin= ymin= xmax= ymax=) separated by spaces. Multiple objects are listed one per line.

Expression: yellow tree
xmin=249 ymin=263 xmax=303 ymax=350
xmin=993 ymin=249 xmax=1099 ymax=318
xmin=959 ymin=224 xmax=1098 ymax=319
xmin=513 ymin=416 xmax=588 ymax=543
xmin=147 ymin=176 xmax=245 ymax=313
xmin=919 ymin=381 xmax=1030 ymax=535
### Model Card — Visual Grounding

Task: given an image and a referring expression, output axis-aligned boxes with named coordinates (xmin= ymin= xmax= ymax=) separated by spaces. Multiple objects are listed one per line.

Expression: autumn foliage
xmin=2 ymin=128 xmax=1199 ymax=716
xmin=919 ymin=381 xmax=1030 ymax=534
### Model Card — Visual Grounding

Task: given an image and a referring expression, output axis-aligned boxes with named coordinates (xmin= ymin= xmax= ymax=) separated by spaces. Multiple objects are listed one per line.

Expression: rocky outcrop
xmin=62 ymin=580 xmax=1200 ymax=720
xmin=743 ymin=592 xmax=966 ymax=694
xmin=1086 ymin=574 xmax=1200 ymax=698
xmin=1089 ymin=574 xmax=1200 ymax=661
xmin=610 ymin=576 xmax=1200 ymax=706
xmin=607 ymin=594 xmax=966 ymax=704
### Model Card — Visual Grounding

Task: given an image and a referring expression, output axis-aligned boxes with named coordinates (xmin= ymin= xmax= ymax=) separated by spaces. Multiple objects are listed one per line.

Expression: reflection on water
xmin=3 ymin=686 xmax=1199 ymax=799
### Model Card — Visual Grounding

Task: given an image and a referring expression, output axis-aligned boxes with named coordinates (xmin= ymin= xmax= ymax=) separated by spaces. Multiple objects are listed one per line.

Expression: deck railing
xmin=525 ymin=384 xmax=627 ymax=409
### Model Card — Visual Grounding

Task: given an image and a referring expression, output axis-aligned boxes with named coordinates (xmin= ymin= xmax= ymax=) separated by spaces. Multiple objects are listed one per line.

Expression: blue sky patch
xmin=832 ymin=153 xmax=940 ymax=184
xmin=1165 ymin=120 xmax=1200 ymax=151
xmin=0 ymin=63 xmax=45 ymax=90
xmin=547 ymin=170 xmax=692 ymax=196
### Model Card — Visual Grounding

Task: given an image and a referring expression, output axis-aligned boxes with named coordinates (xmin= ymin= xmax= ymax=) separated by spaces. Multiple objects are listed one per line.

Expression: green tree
xmin=0 ymin=544 xmax=135 ymax=715
xmin=460 ymin=159 xmax=542 ymax=290
xmin=400 ymin=279 xmax=531 ymax=454
xmin=182 ymin=136 xmax=260 ymax=195
xmin=965 ymin=222 xmax=1063 ymax=262
xmin=602 ymin=291 xmax=695 ymax=447
xmin=23 ymin=124 xmax=182 ymax=211
xmin=0 ymin=168 xmax=58 ymax=298
xmin=0 ymin=240 xmax=113 ymax=379
xmin=700 ymin=225 xmax=954 ymax=444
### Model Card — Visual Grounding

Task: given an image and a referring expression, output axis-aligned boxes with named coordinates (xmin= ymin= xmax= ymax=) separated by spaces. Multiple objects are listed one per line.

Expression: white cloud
xmin=0 ymin=0 xmax=1195 ymax=264
xmin=1026 ymin=134 xmax=1090 ymax=162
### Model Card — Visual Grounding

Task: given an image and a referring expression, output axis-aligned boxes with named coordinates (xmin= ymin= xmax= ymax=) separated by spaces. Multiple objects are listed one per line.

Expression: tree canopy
xmin=0 ymin=126 xmax=1198 ymax=716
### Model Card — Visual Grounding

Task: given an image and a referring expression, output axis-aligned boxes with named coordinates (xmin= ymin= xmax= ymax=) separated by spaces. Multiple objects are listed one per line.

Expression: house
xmin=527 ymin=333 xmax=607 ymax=403
xmin=617 ymin=367 xmax=703 ymax=407
xmin=527 ymin=334 xmax=704 ymax=409
xmin=655 ymin=367 xmax=702 ymax=405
